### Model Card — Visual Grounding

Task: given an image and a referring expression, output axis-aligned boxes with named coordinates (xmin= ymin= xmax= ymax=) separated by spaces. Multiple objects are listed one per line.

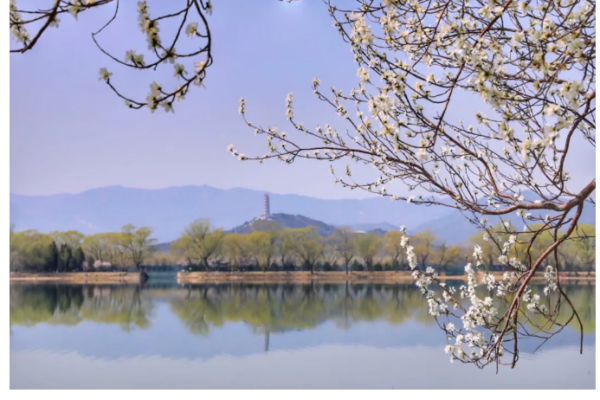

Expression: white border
xmin=3 ymin=1 xmax=598 ymax=397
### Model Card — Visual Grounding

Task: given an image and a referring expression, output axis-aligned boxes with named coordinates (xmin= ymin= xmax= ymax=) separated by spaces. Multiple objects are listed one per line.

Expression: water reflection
xmin=10 ymin=284 xmax=152 ymax=331
xmin=10 ymin=282 xmax=596 ymax=389
xmin=10 ymin=282 xmax=596 ymax=336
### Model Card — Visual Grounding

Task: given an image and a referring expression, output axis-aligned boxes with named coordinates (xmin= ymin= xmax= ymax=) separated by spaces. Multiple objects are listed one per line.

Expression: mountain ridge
xmin=11 ymin=185 xmax=594 ymax=244
xmin=10 ymin=185 xmax=450 ymax=242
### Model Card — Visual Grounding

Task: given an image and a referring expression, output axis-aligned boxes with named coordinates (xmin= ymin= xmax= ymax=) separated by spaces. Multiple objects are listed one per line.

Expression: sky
xmin=10 ymin=0 xmax=596 ymax=200
xmin=11 ymin=0 xmax=371 ymax=199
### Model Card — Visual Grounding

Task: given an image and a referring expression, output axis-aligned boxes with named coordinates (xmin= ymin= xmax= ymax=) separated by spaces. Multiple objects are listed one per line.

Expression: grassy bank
xmin=9 ymin=272 xmax=140 ymax=284
xmin=177 ymin=271 xmax=596 ymax=284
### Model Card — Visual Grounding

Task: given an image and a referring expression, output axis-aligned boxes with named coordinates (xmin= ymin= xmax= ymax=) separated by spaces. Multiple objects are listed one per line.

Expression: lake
xmin=10 ymin=281 xmax=596 ymax=389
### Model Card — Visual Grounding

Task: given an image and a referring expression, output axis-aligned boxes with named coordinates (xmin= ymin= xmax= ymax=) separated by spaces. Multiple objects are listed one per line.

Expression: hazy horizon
xmin=9 ymin=183 xmax=383 ymax=200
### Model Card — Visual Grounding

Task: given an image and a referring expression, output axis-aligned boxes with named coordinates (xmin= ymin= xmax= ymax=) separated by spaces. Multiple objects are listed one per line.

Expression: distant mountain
xmin=230 ymin=213 xmax=336 ymax=236
xmin=12 ymin=185 xmax=592 ymax=244
xmin=348 ymin=222 xmax=398 ymax=232
xmin=413 ymin=211 xmax=482 ymax=244
xmin=10 ymin=185 xmax=449 ymax=242
xmin=415 ymin=198 xmax=596 ymax=244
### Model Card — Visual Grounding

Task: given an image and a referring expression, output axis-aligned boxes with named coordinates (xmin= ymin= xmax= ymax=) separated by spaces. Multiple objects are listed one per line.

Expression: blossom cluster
xmin=231 ymin=0 xmax=593 ymax=368
xmin=9 ymin=0 xmax=29 ymax=46
xmin=397 ymin=223 xmax=566 ymax=366
xmin=99 ymin=1 xmax=213 ymax=112
xmin=10 ymin=0 xmax=214 ymax=113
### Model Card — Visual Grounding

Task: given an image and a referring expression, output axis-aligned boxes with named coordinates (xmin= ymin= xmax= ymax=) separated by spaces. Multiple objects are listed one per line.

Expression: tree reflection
xmin=170 ymin=283 xmax=456 ymax=336
xmin=10 ymin=283 xmax=594 ymax=340
xmin=519 ymin=284 xmax=596 ymax=336
xmin=10 ymin=284 xmax=153 ymax=331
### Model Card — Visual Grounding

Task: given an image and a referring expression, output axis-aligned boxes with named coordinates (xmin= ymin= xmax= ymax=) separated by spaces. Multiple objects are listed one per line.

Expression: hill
xmin=229 ymin=213 xmax=336 ymax=236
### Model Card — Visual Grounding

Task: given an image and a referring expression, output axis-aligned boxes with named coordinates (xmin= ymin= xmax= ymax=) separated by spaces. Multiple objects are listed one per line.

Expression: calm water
xmin=10 ymin=281 xmax=596 ymax=389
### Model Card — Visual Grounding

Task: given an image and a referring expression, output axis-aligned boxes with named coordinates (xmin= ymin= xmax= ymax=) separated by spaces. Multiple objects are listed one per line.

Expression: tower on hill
xmin=263 ymin=193 xmax=270 ymax=217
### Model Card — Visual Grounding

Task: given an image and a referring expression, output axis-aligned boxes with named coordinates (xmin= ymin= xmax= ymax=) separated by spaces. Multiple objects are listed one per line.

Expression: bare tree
xmin=233 ymin=0 xmax=596 ymax=369
xmin=10 ymin=0 xmax=215 ymax=113
xmin=9 ymin=0 xmax=300 ymax=112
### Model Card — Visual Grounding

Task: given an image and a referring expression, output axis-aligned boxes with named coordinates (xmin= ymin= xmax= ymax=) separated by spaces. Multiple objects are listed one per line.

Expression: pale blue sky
xmin=10 ymin=0 xmax=595 ymax=199
xmin=11 ymin=0 xmax=370 ymax=199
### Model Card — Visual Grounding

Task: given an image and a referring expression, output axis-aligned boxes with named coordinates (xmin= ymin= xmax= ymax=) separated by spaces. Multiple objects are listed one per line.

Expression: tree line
xmin=10 ymin=220 xmax=595 ymax=276
xmin=171 ymin=220 xmax=461 ymax=274
xmin=10 ymin=224 xmax=155 ymax=273
xmin=170 ymin=220 xmax=596 ymax=275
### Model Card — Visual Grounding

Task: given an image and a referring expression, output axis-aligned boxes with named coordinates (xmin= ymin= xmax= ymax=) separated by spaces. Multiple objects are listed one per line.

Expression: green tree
xmin=120 ymin=224 xmax=156 ymax=269
xmin=82 ymin=234 xmax=108 ymax=263
xmin=72 ymin=247 xmax=86 ymax=272
xmin=469 ymin=228 xmax=502 ymax=270
xmin=85 ymin=255 xmax=96 ymax=271
xmin=51 ymin=230 xmax=85 ymax=249
xmin=10 ymin=230 xmax=54 ymax=272
xmin=108 ymin=232 xmax=129 ymax=267
xmin=10 ymin=224 xmax=19 ymax=270
xmin=574 ymin=224 xmax=595 ymax=276
xmin=172 ymin=220 xmax=225 ymax=270
xmin=223 ymin=233 xmax=255 ymax=270
xmin=45 ymin=241 xmax=59 ymax=272
xmin=58 ymin=244 xmax=73 ymax=272
xmin=250 ymin=220 xmax=281 ymax=232
xmin=320 ymin=235 xmax=340 ymax=271
xmin=291 ymin=227 xmax=323 ymax=274
xmin=249 ymin=230 xmax=279 ymax=272
xmin=356 ymin=233 xmax=382 ymax=271
xmin=331 ymin=227 xmax=356 ymax=274
xmin=514 ymin=223 xmax=555 ymax=268
xmin=383 ymin=231 xmax=405 ymax=272
xmin=277 ymin=229 xmax=297 ymax=270
xmin=412 ymin=229 xmax=436 ymax=269
xmin=557 ymin=239 xmax=582 ymax=276
xmin=435 ymin=241 xmax=461 ymax=275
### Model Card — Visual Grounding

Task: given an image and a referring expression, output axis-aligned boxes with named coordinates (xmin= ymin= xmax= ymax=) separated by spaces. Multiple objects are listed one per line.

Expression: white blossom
xmin=98 ymin=68 xmax=112 ymax=81
xmin=186 ymin=22 xmax=198 ymax=38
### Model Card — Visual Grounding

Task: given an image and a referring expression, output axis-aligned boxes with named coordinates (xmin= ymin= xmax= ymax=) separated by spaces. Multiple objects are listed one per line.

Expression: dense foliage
xmin=10 ymin=224 xmax=155 ymax=273
xmin=11 ymin=220 xmax=594 ymax=276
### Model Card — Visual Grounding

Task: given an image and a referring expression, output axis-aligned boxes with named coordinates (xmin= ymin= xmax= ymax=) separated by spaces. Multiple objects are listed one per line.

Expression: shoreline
xmin=176 ymin=271 xmax=596 ymax=285
xmin=9 ymin=271 xmax=596 ymax=285
xmin=9 ymin=272 xmax=140 ymax=284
